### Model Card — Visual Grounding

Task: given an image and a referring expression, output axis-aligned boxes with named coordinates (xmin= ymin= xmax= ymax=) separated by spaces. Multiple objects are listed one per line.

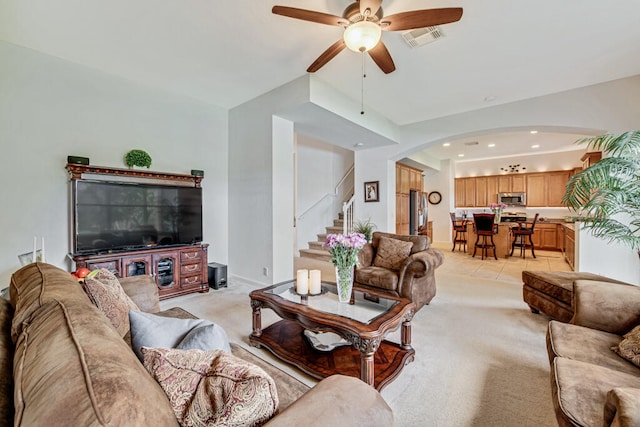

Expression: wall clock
xmin=428 ymin=191 xmax=442 ymax=205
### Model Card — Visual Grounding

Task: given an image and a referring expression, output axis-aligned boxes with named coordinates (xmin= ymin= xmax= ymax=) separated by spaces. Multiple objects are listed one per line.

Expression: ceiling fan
xmin=272 ymin=1 xmax=463 ymax=74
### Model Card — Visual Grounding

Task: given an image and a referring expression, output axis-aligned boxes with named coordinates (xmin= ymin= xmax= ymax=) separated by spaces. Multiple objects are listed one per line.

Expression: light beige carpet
xmin=160 ymin=270 xmax=557 ymax=426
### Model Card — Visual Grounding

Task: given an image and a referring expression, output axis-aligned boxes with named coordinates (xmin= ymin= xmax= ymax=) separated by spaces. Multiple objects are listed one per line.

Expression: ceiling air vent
xmin=401 ymin=26 xmax=445 ymax=48
xmin=464 ymin=141 xmax=479 ymax=146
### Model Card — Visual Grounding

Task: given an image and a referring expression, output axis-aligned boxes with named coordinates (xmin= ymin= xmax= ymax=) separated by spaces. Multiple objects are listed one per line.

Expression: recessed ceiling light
xmin=484 ymin=96 xmax=496 ymax=102
xmin=457 ymin=154 xmax=464 ymax=157
xmin=443 ymin=142 xmax=450 ymax=147
xmin=488 ymin=143 xmax=496 ymax=148
xmin=354 ymin=142 xmax=364 ymax=147
xmin=530 ymin=130 xmax=538 ymax=134
xmin=531 ymin=144 xmax=540 ymax=148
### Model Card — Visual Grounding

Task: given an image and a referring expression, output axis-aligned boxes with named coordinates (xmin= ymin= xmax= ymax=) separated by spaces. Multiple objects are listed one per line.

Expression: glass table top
xmin=266 ymin=281 xmax=398 ymax=324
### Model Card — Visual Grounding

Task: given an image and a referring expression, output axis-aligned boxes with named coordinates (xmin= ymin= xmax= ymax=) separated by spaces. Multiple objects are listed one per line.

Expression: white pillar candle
xmin=309 ymin=270 xmax=322 ymax=295
xmin=41 ymin=237 xmax=45 ymax=263
xmin=33 ymin=236 xmax=37 ymax=263
xmin=296 ymin=269 xmax=309 ymax=295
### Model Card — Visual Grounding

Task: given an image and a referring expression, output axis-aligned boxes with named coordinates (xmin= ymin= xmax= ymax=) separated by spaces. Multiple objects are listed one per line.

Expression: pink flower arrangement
xmin=324 ymin=233 xmax=367 ymax=269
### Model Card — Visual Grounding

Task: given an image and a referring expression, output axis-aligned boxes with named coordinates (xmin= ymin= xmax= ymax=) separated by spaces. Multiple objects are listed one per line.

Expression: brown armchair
xmin=354 ymin=231 xmax=444 ymax=312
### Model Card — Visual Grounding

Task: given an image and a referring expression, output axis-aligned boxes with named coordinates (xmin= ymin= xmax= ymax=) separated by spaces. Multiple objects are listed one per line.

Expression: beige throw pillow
xmin=612 ymin=324 xmax=640 ymax=367
xmin=83 ymin=269 xmax=139 ymax=337
xmin=142 ymin=347 xmax=278 ymax=427
xmin=373 ymin=236 xmax=414 ymax=270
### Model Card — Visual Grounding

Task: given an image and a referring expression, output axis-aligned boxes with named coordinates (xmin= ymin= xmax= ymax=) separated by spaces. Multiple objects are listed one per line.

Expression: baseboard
xmin=230 ymin=274 xmax=270 ymax=288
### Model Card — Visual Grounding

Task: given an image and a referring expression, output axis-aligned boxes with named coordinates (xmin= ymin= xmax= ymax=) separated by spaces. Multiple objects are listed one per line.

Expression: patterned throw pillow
xmin=83 ymin=269 xmax=139 ymax=337
xmin=373 ymin=236 xmax=414 ymax=270
xmin=612 ymin=324 xmax=640 ymax=367
xmin=142 ymin=347 xmax=279 ymax=427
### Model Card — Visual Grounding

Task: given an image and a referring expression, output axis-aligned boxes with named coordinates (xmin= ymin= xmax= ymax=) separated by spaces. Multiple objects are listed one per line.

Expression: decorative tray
xmin=288 ymin=285 xmax=328 ymax=297
xmin=303 ymin=330 xmax=350 ymax=352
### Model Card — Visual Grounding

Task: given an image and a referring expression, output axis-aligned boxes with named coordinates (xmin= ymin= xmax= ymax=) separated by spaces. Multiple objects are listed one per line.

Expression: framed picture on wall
xmin=364 ymin=181 xmax=379 ymax=203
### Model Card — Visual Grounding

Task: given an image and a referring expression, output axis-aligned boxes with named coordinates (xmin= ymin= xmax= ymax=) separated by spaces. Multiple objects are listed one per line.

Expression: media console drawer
xmin=180 ymin=250 xmax=202 ymax=263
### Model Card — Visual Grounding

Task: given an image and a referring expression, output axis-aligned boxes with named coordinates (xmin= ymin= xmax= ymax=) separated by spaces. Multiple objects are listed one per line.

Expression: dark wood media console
xmin=67 ymin=163 xmax=208 ymax=300
xmin=73 ymin=244 xmax=209 ymax=300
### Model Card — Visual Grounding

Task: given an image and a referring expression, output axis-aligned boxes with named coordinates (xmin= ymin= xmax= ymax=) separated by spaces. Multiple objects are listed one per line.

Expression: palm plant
xmin=353 ymin=218 xmax=377 ymax=243
xmin=562 ymin=130 xmax=640 ymax=252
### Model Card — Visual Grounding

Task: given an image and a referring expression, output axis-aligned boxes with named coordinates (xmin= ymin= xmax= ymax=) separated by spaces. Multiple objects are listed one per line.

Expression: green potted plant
xmin=562 ymin=130 xmax=640 ymax=253
xmin=353 ymin=218 xmax=377 ymax=243
xmin=124 ymin=149 xmax=152 ymax=169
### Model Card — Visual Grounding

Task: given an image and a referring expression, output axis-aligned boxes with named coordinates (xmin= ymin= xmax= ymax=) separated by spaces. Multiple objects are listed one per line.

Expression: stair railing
xmin=297 ymin=165 xmax=355 ymax=222
xmin=342 ymin=195 xmax=355 ymax=234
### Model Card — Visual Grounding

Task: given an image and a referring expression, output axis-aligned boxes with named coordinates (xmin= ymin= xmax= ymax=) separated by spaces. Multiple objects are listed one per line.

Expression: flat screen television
xmin=73 ymin=180 xmax=203 ymax=255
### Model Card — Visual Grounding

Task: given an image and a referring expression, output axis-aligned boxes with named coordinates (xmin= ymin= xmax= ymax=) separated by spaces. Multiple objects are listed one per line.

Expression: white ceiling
xmin=2 ymin=0 xmax=640 ymax=160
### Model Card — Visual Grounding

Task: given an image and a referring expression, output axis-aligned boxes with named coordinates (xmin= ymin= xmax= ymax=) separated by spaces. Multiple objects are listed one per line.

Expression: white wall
xmin=424 ymin=159 xmax=454 ymax=244
xmin=577 ymin=223 xmax=639 ymax=285
xmin=228 ymin=77 xmax=310 ymax=285
xmin=296 ymin=134 xmax=353 ymax=252
xmin=0 ymin=41 xmax=228 ymax=287
xmin=355 ymin=75 xmax=640 ymax=280
xmin=454 ymin=149 xmax=583 ymax=177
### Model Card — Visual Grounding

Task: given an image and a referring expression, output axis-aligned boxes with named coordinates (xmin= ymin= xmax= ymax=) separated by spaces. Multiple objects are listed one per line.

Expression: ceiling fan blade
xmin=359 ymin=0 xmax=382 ymax=17
xmin=381 ymin=8 xmax=463 ymax=32
xmin=368 ymin=41 xmax=396 ymax=74
xmin=272 ymin=6 xmax=348 ymax=26
xmin=307 ymin=39 xmax=347 ymax=73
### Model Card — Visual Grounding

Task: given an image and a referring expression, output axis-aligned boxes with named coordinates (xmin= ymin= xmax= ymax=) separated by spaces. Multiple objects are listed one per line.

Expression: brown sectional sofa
xmin=1 ymin=263 xmax=393 ymax=426
xmin=546 ymin=280 xmax=640 ymax=426
xmin=522 ymin=270 xmax=630 ymax=322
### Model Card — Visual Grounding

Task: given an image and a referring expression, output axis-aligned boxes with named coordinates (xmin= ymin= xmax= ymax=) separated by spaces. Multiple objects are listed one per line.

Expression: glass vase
xmin=335 ymin=266 xmax=354 ymax=303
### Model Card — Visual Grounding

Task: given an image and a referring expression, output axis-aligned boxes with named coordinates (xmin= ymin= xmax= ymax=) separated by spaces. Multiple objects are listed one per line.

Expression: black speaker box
xmin=208 ymin=262 xmax=227 ymax=289
xmin=68 ymin=155 xmax=89 ymax=165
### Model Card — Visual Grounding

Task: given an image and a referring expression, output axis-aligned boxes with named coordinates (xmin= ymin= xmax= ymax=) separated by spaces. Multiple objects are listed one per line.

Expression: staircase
xmin=298 ymin=213 xmax=344 ymax=262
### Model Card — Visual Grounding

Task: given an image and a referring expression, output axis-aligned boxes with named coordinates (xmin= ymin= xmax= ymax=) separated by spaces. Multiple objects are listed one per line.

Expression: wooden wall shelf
xmin=66 ymin=163 xmax=202 ymax=187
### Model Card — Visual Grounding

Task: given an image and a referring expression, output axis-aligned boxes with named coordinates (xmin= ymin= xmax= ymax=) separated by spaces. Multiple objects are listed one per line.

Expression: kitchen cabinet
xmin=512 ymin=175 xmax=526 ymax=192
xmin=455 ymin=177 xmax=476 ymax=207
xmin=455 ymin=170 xmax=568 ymax=207
xmin=557 ymin=224 xmax=565 ymax=253
xmin=396 ymin=163 xmax=423 ymax=234
xmin=475 ymin=177 xmax=487 ymax=207
xmin=486 ymin=176 xmax=498 ymax=205
xmin=531 ymin=223 xmax=558 ymax=250
xmin=564 ymin=225 xmax=576 ymax=270
xmin=581 ymin=151 xmax=602 ymax=169
xmin=526 ymin=171 xmax=570 ymax=207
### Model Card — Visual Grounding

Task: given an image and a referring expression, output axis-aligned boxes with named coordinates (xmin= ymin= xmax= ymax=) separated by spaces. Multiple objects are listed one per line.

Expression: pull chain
xmin=361 ymin=51 xmax=366 ymax=115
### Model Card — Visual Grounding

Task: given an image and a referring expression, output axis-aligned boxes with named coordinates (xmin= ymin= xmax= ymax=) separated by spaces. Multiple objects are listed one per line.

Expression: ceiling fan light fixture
xmin=343 ymin=21 xmax=381 ymax=52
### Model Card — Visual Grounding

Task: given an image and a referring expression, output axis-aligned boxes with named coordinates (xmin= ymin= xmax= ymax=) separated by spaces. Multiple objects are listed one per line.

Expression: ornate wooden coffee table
xmin=249 ymin=281 xmax=416 ymax=391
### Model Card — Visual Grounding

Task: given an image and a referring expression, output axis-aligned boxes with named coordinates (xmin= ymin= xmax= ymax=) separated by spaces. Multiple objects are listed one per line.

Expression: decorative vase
xmin=495 ymin=210 xmax=502 ymax=223
xmin=335 ymin=266 xmax=354 ymax=303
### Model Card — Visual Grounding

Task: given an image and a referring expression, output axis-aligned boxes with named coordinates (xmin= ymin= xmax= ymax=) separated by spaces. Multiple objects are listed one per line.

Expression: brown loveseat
xmin=0 ymin=263 xmax=393 ymax=426
xmin=355 ymin=231 xmax=444 ymax=311
xmin=546 ymin=280 xmax=640 ymax=426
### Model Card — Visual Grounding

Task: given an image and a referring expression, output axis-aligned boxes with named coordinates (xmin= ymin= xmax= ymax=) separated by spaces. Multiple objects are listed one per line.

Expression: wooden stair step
xmin=317 ymin=233 xmax=328 ymax=242
xmin=299 ymin=249 xmax=332 ymax=262
xmin=333 ymin=219 xmax=344 ymax=227
xmin=325 ymin=226 xmax=343 ymax=234
xmin=308 ymin=241 xmax=329 ymax=251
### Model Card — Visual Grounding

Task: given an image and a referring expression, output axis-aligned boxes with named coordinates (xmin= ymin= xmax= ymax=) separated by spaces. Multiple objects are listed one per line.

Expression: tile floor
xmin=432 ymin=241 xmax=572 ymax=284
xmin=295 ymin=240 xmax=572 ymax=286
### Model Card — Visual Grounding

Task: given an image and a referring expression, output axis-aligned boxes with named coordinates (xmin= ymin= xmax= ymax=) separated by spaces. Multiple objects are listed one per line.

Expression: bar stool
xmin=510 ymin=213 xmax=539 ymax=258
xmin=472 ymin=213 xmax=498 ymax=260
xmin=450 ymin=212 xmax=468 ymax=252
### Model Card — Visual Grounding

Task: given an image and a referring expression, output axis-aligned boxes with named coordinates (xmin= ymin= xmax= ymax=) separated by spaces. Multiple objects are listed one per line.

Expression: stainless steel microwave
xmin=498 ymin=192 xmax=526 ymax=206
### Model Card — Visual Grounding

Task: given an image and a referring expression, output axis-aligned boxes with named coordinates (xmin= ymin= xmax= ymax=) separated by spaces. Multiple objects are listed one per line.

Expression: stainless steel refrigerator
xmin=409 ymin=190 xmax=428 ymax=235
